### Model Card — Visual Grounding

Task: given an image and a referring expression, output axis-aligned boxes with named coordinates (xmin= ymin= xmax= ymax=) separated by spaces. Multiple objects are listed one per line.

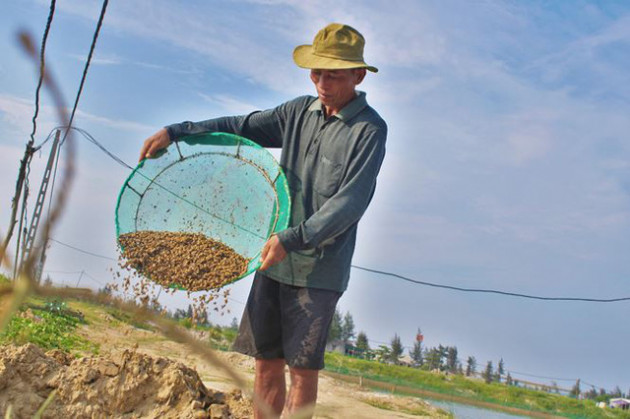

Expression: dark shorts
xmin=232 ymin=272 xmax=342 ymax=370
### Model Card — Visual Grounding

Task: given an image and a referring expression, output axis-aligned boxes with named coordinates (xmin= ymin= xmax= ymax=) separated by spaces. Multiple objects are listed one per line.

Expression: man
xmin=139 ymin=23 xmax=386 ymax=418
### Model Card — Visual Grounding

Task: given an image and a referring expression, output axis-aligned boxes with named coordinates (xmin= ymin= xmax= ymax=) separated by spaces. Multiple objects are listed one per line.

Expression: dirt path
xmin=75 ymin=305 xmax=449 ymax=418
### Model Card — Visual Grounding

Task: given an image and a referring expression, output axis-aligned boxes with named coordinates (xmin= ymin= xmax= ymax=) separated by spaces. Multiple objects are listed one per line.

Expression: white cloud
xmin=67 ymin=53 xmax=122 ymax=66
xmin=0 ymin=93 xmax=154 ymax=136
xmin=0 ymin=94 xmax=39 ymax=137
xmin=74 ymin=109 xmax=153 ymax=132
xmin=52 ymin=0 xmax=307 ymax=95
xmin=197 ymin=93 xmax=259 ymax=115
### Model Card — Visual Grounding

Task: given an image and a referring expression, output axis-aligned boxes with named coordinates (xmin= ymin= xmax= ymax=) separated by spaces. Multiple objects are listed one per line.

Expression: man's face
xmin=310 ymin=69 xmax=366 ymax=112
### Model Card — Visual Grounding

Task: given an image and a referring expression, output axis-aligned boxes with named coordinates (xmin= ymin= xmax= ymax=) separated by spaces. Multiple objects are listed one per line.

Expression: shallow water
xmin=428 ymin=399 xmax=530 ymax=419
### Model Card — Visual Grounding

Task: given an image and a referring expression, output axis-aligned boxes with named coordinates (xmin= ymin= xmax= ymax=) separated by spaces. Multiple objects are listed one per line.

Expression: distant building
xmin=609 ymin=398 xmax=630 ymax=410
xmin=398 ymin=354 xmax=414 ymax=367
xmin=325 ymin=339 xmax=345 ymax=354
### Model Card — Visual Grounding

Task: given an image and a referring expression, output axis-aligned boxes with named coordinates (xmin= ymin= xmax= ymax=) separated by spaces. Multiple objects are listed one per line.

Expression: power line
xmin=62 ymin=0 xmax=109 ymax=144
xmin=45 ymin=235 xmax=630 ymax=304
xmin=48 ymin=238 xmax=116 ymax=261
xmin=43 ymin=269 xmax=83 ymax=274
xmin=70 ymin=127 xmax=133 ymax=169
xmin=508 ymin=370 xmax=578 ymax=383
xmin=352 ymin=265 xmax=630 ymax=303
xmin=3 ymin=0 xmax=56 ymax=277
xmin=43 ymin=0 xmax=109 ymax=276
xmin=32 ymin=124 xmax=630 ymax=305
xmin=29 ymin=0 xmax=56 ymax=145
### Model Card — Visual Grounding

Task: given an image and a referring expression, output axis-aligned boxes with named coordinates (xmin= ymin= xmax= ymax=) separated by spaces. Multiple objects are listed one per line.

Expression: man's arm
xmin=277 ymin=127 xmax=387 ymax=252
xmin=138 ymin=104 xmax=291 ymax=162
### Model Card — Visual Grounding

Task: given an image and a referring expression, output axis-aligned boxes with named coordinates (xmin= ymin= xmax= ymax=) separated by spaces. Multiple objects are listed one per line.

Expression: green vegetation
xmin=324 ymin=352 xmax=630 ymax=419
xmin=199 ymin=322 xmax=237 ymax=351
xmin=0 ymin=298 xmax=98 ymax=354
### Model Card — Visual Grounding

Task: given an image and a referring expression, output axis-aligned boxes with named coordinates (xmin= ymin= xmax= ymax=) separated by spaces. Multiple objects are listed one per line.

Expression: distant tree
xmin=409 ymin=341 xmax=423 ymax=366
xmin=97 ymin=284 xmax=112 ymax=296
xmin=389 ymin=334 xmax=403 ymax=364
xmin=173 ymin=307 xmax=189 ymax=320
xmin=438 ymin=345 xmax=447 ymax=366
xmin=327 ymin=309 xmax=342 ymax=343
xmin=173 ymin=304 xmax=194 ymax=321
xmin=230 ymin=317 xmax=239 ymax=330
xmin=341 ymin=311 xmax=355 ymax=344
xmin=465 ymin=356 xmax=476 ymax=377
xmin=584 ymin=387 xmax=598 ymax=400
xmin=570 ymin=379 xmax=581 ymax=398
xmin=506 ymin=373 xmax=514 ymax=386
xmin=483 ymin=361 xmax=494 ymax=384
xmin=446 ymin=347 xmax=458 ymax=374
xmin=375 ymin=345 xmax=391 ymax=363
xmin=173 ymin=309 xmax=185 ymax=320
xmin=611 ymin=386 xmax=623 ymax=398
xmin=43 ymin=275 xmax=53 ymax=287
xmin=496 ymin=358 xmax=505 ymax=383
xmin=493 ymin=370 xmax=501 ymax=383
xmin=355 ymin=331 xmax=370 ymax=352
xmin=424 ymin=347 xmax=442 ymax=371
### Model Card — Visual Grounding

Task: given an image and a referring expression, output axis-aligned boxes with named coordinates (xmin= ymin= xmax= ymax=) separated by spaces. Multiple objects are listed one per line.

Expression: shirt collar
xmin=308 ymin=91 xmax=368 ymax=121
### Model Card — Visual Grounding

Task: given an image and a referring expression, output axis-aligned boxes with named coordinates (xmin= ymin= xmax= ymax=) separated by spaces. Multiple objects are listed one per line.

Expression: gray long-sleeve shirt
xmin=166 ymin=91 xmax=387 ymax=291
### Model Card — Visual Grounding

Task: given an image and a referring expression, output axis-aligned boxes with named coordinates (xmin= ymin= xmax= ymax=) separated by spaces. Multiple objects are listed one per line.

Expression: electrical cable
xmin=508 ymin=370 xmax=578 ymax=383
xmin=61 ymin=0 xmax=109 ymax=144
xmin=39 ymin=0 xmax=109 ymax=276
xmin=70 ymin=127 xmax=134 ymax=169
xmin=33 ymin=127 xmax=58 ymax=151
xmin=352 ymin=265 xmax=630 ymax=303
xmin=48 ymin=238 xmax=116 ymax=261
xmin=38 ymin=123 xmax=630 ymax=305
xmin=6 ymin=1 xmax=56 ymax=278
xmin=47 ymin=231 xmax=630 ymax=303
xmin=43 ymin=270 xmax=83 ymax=274
xmin=29 ymin=0 xmax=56 ymax=146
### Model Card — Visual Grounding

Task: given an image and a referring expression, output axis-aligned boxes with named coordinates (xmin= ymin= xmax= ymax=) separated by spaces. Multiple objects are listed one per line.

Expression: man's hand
xmin=139 ymin=128 xmax=171 ymax=162
xmin=259 ymin=235 xmax=287 ymax=271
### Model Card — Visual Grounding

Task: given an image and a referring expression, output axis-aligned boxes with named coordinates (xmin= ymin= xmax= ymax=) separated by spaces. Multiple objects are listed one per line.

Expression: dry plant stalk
xmin=0 ymin=31 xmax=294 ymax=419
xmin=0 ymin=30 xmax=75 ymax=332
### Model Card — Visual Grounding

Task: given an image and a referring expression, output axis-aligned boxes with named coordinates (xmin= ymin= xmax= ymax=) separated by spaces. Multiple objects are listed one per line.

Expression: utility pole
xmin=17 ymin=130 xmax=61 ymax=281
xmin=75 ymin=270 xmax=84 ymax=288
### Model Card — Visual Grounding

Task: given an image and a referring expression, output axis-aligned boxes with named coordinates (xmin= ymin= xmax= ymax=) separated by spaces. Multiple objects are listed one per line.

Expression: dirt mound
xmin=0 ymin=344 xmax=252 ymax=418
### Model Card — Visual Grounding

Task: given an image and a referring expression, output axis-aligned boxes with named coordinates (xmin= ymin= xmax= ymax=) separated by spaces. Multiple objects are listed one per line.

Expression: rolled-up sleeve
xmin=276 ymin=126 xmax=387 ymax=251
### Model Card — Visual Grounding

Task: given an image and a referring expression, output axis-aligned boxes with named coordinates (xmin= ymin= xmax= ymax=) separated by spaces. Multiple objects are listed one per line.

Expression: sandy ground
xmin=74 ymin=307 xmax=449 ymax=418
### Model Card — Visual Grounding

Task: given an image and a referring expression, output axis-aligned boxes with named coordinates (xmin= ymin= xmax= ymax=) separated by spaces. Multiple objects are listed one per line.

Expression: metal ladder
xmin=19 ymin=130 xmax=61 ymax=280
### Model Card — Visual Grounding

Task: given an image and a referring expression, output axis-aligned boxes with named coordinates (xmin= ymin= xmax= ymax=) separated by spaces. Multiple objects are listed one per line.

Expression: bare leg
xmin=254 ymin=358 xmax=286 ymax=419
xmin=284 ymin=367 xmax=319 ymax=418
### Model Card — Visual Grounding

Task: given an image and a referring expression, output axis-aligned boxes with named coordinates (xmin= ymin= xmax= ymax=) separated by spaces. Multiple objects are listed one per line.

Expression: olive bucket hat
xmin=293 ymin=23 xmax=378 ymax=73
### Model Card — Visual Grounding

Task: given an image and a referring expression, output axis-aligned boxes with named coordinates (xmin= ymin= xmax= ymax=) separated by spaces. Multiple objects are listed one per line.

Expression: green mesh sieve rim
xmin=115 ymin=132 xmax=291 ymax=290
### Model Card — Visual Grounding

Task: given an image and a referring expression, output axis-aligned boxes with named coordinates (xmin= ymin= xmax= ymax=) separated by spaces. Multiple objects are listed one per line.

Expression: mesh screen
xmin=115 ymin=132 xmax=290 ymax=287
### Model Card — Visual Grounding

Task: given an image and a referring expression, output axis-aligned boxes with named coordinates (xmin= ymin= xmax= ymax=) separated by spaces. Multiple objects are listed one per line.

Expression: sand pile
xmin=0 ymin=344 xmax=252 ymax=418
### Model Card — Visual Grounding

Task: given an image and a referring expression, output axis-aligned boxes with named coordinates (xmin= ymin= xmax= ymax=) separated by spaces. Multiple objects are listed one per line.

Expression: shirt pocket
xmin=313 ymin=154 xmax=343 ymax=197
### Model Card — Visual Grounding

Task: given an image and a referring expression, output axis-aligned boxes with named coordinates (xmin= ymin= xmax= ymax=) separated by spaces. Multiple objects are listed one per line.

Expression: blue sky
xmin=1 ymin=1 xmax=629 ymax=393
